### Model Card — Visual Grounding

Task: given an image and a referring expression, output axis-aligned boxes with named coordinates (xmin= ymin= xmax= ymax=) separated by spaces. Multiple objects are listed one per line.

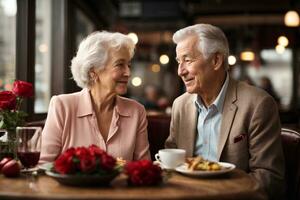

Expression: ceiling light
xmin=151 ymin=64 xmax=161 ymax=73
xmin=131 ymin=77 xmax=142 ymax=87
xmin=240 ymin=51 xmax=255 ymax=61
xmin=277 ymin=36 xmax=289 ymax=47
xmin=228 ymin=55 xmax=237 ymax=65
xmin=159 ymin=54 xmax=169 ymax=65
xmin=284 ymin=10 xmax=300 ymax=27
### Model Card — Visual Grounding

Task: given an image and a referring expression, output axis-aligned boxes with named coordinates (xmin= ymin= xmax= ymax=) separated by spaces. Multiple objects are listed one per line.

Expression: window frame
xmin=15 ymin=0 xmax=103 ymax=121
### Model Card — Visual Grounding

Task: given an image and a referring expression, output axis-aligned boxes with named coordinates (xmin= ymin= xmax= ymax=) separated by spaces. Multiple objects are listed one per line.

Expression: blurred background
xmin=1 ymin=0 xmax=300 ymax=127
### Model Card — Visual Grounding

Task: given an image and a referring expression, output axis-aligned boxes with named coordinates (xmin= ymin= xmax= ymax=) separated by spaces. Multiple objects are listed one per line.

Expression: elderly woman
xmin=40 ymin=31 xmax=150 ymax=163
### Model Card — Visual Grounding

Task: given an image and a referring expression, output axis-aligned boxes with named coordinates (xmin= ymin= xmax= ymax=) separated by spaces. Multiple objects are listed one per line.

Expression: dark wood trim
xmin=30 ymin=113 xmax=47 ymax=121
xmin=292 ymin=47 xmax=298 ymax=109
xmin=51 ymin=0 xmax=70 ymax=95
xmin=16 ymin=0 xmax=35 ymax=115
xmin=65 ymin=1 xmax=80 ymax=94
xmin=73 ymin=0 xmax=104 ymax=29
xmin=291 ymin=29 xmax=300 ymax=112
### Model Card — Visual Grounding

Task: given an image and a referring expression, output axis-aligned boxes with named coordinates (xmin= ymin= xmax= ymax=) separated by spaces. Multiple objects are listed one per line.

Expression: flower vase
xmin=0 ymin=129 xmax=17 ymax=160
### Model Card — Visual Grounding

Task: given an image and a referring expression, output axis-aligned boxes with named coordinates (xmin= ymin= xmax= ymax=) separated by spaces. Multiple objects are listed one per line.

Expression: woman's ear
xmin=212 ymin=53 xmax=224 ymax=70
xmin=89 ymin=68 xmax=98 ymax=82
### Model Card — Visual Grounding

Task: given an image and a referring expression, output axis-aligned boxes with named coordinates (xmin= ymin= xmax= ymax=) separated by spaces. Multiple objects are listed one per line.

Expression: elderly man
xmin=165 ymin=24 xmax=284 ymax=199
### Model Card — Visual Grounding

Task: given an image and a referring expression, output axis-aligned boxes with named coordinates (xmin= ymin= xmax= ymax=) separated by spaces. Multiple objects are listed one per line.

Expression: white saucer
xmin=153 ymin=161 xmax=178 ymax=170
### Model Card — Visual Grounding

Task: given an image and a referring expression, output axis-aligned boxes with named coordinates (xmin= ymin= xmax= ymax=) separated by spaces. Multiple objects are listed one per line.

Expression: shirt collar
xmin=194 ymin=73 xmax=229 ymax=112
xmin=77 ymin=88 xmax=131 ymax=117
xmin=213 ymin=73 xmax=229 ymax=112
xmin=77 ymin=88 xmax=93 ymax=117
xmin=115 ymin=96 xmax=131 ymax=117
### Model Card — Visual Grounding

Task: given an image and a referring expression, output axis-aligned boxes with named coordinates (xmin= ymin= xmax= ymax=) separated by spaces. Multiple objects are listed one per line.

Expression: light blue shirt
xmin=194 ymin=74 xmax=229 ymax=161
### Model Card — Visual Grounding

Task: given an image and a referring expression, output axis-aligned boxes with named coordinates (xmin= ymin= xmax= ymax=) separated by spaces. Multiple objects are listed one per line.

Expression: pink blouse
xmin=40 ymin=88 xmax=150 ymax=163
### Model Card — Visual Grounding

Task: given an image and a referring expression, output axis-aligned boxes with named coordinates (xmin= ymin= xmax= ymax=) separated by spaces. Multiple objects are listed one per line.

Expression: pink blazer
xmin=40 ymin=88 xmax=150 ymax=163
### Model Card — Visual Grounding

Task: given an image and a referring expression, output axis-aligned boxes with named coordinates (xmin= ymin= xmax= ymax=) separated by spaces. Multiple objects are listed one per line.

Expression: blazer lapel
xmin=217 ymin=78 xmax=238 ymax=160
xmin=184 ymin=95 xmax=197 ymax=157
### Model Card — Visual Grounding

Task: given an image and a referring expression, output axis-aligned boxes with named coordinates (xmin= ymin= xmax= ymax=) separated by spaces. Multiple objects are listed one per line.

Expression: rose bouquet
xmin=54 ymin=145 xmax=119 ymax=175
xmin=124 ymin=160 xmax=163 ymax=186
xmin=0 ymin=80 xmax=33 ymax=159
xmin=0 ymin=80 xmax=33 ymax=133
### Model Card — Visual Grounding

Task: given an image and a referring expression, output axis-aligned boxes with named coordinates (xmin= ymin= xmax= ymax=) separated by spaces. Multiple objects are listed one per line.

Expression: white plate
xmin=175 ymin=162 xmax=236 ymax=177
xmin=38 ymin=162 xmax=53 ymax=171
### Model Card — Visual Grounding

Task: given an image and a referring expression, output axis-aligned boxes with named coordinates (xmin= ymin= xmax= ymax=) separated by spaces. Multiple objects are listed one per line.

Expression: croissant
xmin=186 ymin=156 xmax=221 ymax=171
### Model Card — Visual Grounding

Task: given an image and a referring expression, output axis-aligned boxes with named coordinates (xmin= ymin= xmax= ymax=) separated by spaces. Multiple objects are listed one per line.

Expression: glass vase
xmin=0 ymin=129 xmax=17 ymax=160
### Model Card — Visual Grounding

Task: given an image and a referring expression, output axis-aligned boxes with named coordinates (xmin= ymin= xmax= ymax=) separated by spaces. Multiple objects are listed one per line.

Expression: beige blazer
xmin=165 ymin=78 xmax=285 ymax=199
xmin=40 ymin=88 xmax=150 ymax=163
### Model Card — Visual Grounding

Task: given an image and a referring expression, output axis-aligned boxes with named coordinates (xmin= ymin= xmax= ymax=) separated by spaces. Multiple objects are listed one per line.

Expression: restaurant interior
xmin=0 ymin=0 xmax=300 ymax=199
xmin=1 ymin=0 xmax=300 ymax=125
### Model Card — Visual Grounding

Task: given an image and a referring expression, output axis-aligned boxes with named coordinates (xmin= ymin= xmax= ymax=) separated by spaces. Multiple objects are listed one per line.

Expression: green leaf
xmin=0 ymin=118 xmax=4 ymax=129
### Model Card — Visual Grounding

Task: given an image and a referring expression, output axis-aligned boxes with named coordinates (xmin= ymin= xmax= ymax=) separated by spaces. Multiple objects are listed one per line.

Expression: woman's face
xmin=94 ymin=47 xmax=131 ymax=95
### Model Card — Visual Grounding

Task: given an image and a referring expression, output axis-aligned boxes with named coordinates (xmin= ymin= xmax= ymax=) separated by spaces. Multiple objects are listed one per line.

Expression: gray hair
xmin=173 ymin=24 xmax=229 ymax=70
xmin=70 ymin=31 xmax=135 ymax=88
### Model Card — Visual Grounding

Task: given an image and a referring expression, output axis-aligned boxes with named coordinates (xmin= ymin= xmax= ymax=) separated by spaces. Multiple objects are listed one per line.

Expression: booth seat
xmin=146 ymin=113 xmax=171 ymax=160
xmin=281 ymin=128 xmax=300 ymax=200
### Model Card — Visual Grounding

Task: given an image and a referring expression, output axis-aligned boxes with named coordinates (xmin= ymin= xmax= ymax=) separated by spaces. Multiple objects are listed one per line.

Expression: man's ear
xmin=212 ymin=53 xmax=224 ymax=70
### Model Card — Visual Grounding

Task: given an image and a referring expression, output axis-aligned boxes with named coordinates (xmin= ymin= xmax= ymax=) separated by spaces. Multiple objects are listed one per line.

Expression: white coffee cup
xmin=155 ymin=149 xmax=186 ymax=169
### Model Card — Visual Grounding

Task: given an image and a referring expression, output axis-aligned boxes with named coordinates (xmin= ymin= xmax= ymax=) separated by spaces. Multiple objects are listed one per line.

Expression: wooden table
xmin=0 ymin=169 xmax=267 ymax=200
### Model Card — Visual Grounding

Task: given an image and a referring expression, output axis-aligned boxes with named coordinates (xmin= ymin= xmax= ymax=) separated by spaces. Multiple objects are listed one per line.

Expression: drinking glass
xmin=16 ymin=127 xmax=42 ymax=172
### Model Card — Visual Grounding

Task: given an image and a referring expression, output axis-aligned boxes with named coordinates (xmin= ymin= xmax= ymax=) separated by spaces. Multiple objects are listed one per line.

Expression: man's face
xmin=176 ymin=36 xmax=215 ymax=94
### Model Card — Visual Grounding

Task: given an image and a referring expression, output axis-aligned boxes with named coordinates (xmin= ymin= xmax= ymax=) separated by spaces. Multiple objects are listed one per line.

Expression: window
xmin=246 ymin=49 xmax=293 ymax=109
xmin=0 ymin=0 xmax=16 ymax=90
xmin=75 ymin=8 xmax=95 ymax=47
xmin=34 ymin=0 xmax=52 ymax=113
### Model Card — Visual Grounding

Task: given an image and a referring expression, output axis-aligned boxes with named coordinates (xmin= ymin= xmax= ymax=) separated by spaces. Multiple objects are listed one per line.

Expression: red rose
xmin=100 ymin=152 xmax=116 ymax=171
xmin=74 ymin=147 xmax=96 ymax=173
xmin=54 ymin=146 xmax=117 ymax=175
xmin=88 ymin=144 xmax=105 ymax=156
xmin=0 ymin=91 xmax=16 ymax=110
xmin=12 ymin=80 xmax=33 ymax=98
xmin=80 ymin=156 xmax=96 ymax=173
xmin=75 ymin=147 xmax=90 ymax=158
xmin=125 ymin=160 xmax=162 ymax=186
xmin=54 ymin=148 xmax=76 ymax=174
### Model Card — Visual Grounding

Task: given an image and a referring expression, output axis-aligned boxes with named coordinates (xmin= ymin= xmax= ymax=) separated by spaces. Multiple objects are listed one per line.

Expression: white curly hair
xmin=70 ymin=31 xmax=135 ymax=88
xmin=173 ymin=24 xmax=229 ymax=70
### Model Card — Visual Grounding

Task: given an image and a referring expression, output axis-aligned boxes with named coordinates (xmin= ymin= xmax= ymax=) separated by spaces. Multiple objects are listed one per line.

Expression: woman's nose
xmin=124 ymin=65 xmax=131 ymax=76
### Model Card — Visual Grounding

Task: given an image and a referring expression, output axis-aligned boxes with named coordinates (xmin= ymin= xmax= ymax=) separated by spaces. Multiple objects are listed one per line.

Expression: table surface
xmin=0 ymin=169 xmax=267 ymax=200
